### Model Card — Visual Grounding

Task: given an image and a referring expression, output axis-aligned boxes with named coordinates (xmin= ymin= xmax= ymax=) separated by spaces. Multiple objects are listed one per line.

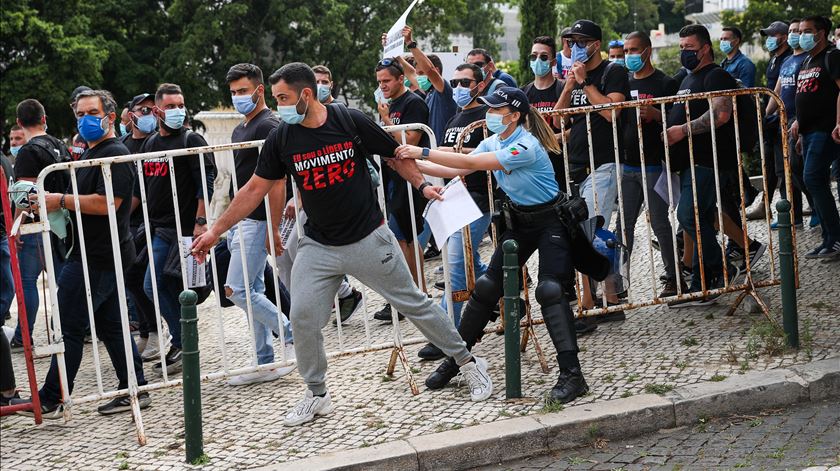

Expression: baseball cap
xmin=760 ymin=21 xmax=789 ymax=36
xmin=562 ymin=20 xmax=603 ymax=41
xmin=129 ymin=93 xmax=153 ymax=109
xmin=479 ymin=86 xmax=530 ymax=116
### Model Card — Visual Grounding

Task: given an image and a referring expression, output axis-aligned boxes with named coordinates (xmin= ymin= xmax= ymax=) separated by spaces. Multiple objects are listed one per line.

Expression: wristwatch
xmin=406 ymin=41 xmax=418 ymax=50
xmin=195 ymin=217 xmax=207 ymax=226
xmin=581 ymin=77 xmax=593 ymax=87
xmin=421 ymin=147 xmax=431 ymax=159
xmin=418 ymin=181 xmax=433 ymax=193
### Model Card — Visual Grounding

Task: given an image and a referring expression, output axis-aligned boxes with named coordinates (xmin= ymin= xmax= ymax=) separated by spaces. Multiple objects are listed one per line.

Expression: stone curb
xmin=254 ymin=357 xmax=840 ymax=471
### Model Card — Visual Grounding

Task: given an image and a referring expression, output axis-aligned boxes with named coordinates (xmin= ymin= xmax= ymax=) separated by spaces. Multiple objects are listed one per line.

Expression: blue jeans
xmin=0 ymin=236 xmax=13 ymax=316
xmin=387 ymin=214 xmax=432 ymax=248
xmin=802 ymin=131 xmax=840 ymax=245
xmin=440 ymin=212 xmax=492 ymax=326
xmin=580 ymin=163 xmax=618 ymax=229
xmin=14 ymin=234 xmax=64 ymax=343
xmin=677 ymin=166 xmax=724 ymax=291
xmin=226 ymin=219 xmax=293 ymax=365
xmin=143 ymin=234 xmax=182 ymax=348
xmin=40 ymin=261 xmax=146 ymax=403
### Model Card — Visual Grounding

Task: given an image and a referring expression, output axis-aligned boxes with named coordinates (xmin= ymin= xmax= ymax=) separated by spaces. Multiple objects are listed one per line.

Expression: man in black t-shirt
xmin=191 ymin=63 xmax=492 ymax=426
xmin=665 ymin=25 xmax=744 ymax=303
xmin=619 ymin=31 xmax=684 ymax=298
xmin=9 ymin=99 xmax=70 ymax=349
xmin=376 ymin=57 xmax=432 ymax=320
xmin=139 ymin=83 xmax=216 ymax=375
xmin=11 ymin=90 xmax=150 ymax=418
xmin=793 ymin=16 xmax=840 ymax=259
xmin=558 ymin=20 xmax=629 ymax=228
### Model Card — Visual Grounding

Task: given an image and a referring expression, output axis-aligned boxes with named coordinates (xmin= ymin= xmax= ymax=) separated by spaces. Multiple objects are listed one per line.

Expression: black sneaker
xmin=548 ymin=367 xmax=589 ymax=404
xmin=97 ymin=392 xmax=152 ymax=415
xmin=373 ymin=304 xmax=404 ymax=322
xmin=434 ymin=280 xmax=446 ymax=291
xmin=0 ymin=391 xmax=20 ymax=406
xmin=10 ymin=397 xmax=64 ymax=420
xmin=575 ymin=319 xmax=597 ymax=335
xmin=152 ymin=347 xmax=183 ymax=375
xmin=9 ymin=338 xmax=24 ymax=352
xmin=337 ymin=289 xmax=363 ymax=324
xmin=417 ymin=343 xmax=445 ymax=361
xmin=688 ymin=264 xmax=741 ymax=306
xmin=740 ymin=240 xmax=767 ymax=269
xmin=424 ymin=246 xmax=441 ymax=260
xmin=425 ymin=357 xmax=459 ymax=389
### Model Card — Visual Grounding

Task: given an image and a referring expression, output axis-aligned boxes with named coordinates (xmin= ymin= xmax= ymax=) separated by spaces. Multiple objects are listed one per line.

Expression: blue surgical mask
xmin=571 ymin=43 xmax=592 ymax=63
xmin=317 ymin=84 xmax=332 ymax=103
xmin=485 ymin=112 xmax=510 ymax=135
xmin=77 ymin=114 xmax=109 ymax=142
xmin=612 ymin=58 xmax=625 ymax=67
xmin=765 ymin=36 xmax=778 ymax=52
xmin=277 ymin=93 xmax=307 ymax=125
xmin=799 ymin=33 xmax=816 ymax=52
xmin=374 ymin=88 xmax=390 ymax=105
xmin=625 ymin=51 xmax=645 ymax=73
xmin=136 ymin=114 xmax=157 ymax=134
xmin=452 ymin=86 xmax=475 ymax=108
xmin=163 ymin=107 xmax=186 ymax=130
xmin=232 ymin=91 xmax=258 ymax=115
xmin=10 ymin=146 xmax=21 ymax=157
xmin=720 ymin=40 xmax=733 ymax=54
xmin=788 ymin=33 xmax=800 ymax=49
xmin=530 ymin=58 xmax=551 ymax=77
xmin=119 ymin=123 xmax=128 ymax=135
xmin=416 ymin=75 xmax=432 ymax=91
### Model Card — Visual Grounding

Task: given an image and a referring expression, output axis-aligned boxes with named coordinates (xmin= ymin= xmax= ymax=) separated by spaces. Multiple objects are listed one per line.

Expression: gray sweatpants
xmin=290 ymin=224 xmax=472 ymax=395
xmin=618 ymin=167 xmax=678 ymax=280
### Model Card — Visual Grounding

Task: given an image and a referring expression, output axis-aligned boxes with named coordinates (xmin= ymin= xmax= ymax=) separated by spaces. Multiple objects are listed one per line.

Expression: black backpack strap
xmin=600 ymin=61 xmax=616 ymax=92
xmin=328 ymin=103 xmax=380 ymax=172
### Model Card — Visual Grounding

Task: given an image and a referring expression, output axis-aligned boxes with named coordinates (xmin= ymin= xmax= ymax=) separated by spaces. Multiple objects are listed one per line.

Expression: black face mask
xmin=680 ymin=48 xmax=701 ymax=71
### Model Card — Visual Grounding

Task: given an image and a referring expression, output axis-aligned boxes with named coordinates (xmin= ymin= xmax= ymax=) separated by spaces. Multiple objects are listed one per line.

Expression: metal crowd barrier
xmin=452 ymin=87 xmax=797 ymax=329
xmin=25 ymin=124 xmax=443 ymax=444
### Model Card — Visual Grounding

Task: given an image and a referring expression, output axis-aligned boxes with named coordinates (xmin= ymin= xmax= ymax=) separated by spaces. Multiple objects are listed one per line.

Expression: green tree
xmin=614 ymin=0 xmax=660 ymax=36
xmin=721 ymin=0 xmax=835 ymax=44
xmin=658 ymin=0 xmax=688 ymax=34
xmin=557 ymin=0 xmax=628 ymax=45
xmin=460 ymin=0 xmax=504 ymax=58
xmin=519 ymin=0 xmax=557 ymax=83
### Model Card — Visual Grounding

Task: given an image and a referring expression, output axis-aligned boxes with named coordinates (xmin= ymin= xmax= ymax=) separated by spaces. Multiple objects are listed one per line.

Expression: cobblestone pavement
xmin=2 ymin=191 xmax=840 ymax=470
xmin=474 ymin=399 xmax=840 ymax=471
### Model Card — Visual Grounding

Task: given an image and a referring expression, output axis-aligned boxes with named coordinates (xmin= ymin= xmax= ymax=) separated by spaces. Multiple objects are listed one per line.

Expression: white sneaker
xmin=283 ymin=390 xmax=334 ymax=426
xmin=228 ymin=369 xmax=284 ymax=386
xmin=460 ymin=357 xmax=493 ymax=402
xmin=135 ymin=336 xmax=148 ymax=354
xmin=141 ymin=331 xmax=172 ymax=361
xmin=276 ymin=343 xmax=297 ymax=377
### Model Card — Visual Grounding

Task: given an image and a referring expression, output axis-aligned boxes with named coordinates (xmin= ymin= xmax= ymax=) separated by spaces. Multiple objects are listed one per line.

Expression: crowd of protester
xmin=1 ymin=15 xmax=838 ymax=426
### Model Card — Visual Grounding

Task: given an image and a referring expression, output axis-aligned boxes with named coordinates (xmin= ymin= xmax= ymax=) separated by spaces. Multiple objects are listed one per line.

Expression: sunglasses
xmin=132 ymin=106 xmax=153 ymax=115
xmin=376 ymin=58 xmax=404 ymax=73
xmin=569 ymin=40 xmax=592 ymax=48
xmin=450 ymin=78 xmax=477 ymax=88
xmin=529 ymin=53 xmax=551 ymax=61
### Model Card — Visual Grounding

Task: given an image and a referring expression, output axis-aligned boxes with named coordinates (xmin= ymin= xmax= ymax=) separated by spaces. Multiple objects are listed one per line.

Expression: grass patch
xmin=410 ymin=367 xmax=421 ymax=374
xmin=749 ymin=418 xmax=763 ymax=427
xmin=681 ymin=336 xmax=699 ymax=347
xmin=747 ymin=320 xmax=787 ymax=358
xmin=115 ymin=451 xmax=128 ymax=459
xmin=808 ymin=301 xmax=830 ymax=310
xmin=541 ymin=400 xmax=565 ymax=414
xmin=768 ymin=447 xmax=785 ymax=460
xmin=644 ymin=383 xmax=675 ymax=394
xmin=801 ymin=318 xmax=814 ymax=360
xmin=381 ymin=375 xmax=395 ymax=383
xmin=704 ymin=313 xmax=715 ymax=320
xmin=190 ymin=453 xmax=211 ymax=466
xmin=686 ymin=320 xmax=696 ymax=327
xmin=625 ymin=373 xmax=640 ymax=382
xmin=602 ymin=373 xmax=616 ymax=383
xmin=675 ymin=360 xmax=689 ymax=369
xmin=710 ymin=374 xmax=727 ymax=382
xmin=118 ymin=462 xmax=129 ymax=470
xmin=621 ymin=391 xmax=633 ymax=398
xmin=498 ymin=410 xmax=513 ymax=417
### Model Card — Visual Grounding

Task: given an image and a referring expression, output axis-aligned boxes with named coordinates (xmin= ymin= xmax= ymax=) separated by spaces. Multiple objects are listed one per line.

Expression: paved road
xmin=475 ymin=400 xmax=840 ymax=471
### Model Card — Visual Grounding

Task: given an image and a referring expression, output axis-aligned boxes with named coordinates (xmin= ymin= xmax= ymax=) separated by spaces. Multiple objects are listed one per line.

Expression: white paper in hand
xmin=179 ymin=236 xmax=207 ymax=288
xmin=423 ymin=177 xmax=482 ymax=245
xmin=654 ymin=171 xmax=680 ymax=211
xmin=382 ymin=0 xmax=421 ymax=58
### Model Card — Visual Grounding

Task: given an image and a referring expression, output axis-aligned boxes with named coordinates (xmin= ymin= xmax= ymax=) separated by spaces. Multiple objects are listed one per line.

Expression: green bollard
xmin=776 ymin=200 xmax=799 ymax=348
xmin=502 ymin=239 xmax=521 ymax=399
xmin=180 ymin=290 xmax=204 ymax=463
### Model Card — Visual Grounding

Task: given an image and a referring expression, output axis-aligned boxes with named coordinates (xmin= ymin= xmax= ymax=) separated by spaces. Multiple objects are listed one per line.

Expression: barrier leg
xmin=503 ymin=240 xmax=521 ymax=399
xmin=180 ymin=290 xmax=204 ymax=464
xmin=776 ymin=200 xmax=799 ymax=348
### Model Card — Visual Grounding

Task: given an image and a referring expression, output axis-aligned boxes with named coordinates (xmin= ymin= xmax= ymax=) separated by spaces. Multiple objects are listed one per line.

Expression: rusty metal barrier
xmin=451 ymin=87 xmax=797 ymax=332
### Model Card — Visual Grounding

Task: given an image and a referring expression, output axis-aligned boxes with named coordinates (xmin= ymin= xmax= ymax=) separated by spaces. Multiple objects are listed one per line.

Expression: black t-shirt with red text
xmin=440 ymin=104 xmax=493 ymax=212
xmin=795 ymin=48 xmax=840 ymax=134
xmin=140 ymin=130 xmax=215 ymax=235
xmin=623 ymin=69 xmax=679 ymax=166
xmin=255 ymin=107 xmax=399 ymax=246
xmin=523 ymin=79 xmax=563 ymax=133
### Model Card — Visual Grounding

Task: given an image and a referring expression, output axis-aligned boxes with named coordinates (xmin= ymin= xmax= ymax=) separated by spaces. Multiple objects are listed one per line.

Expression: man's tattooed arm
xmin=682 ymin=95 xmax=734 ymax=135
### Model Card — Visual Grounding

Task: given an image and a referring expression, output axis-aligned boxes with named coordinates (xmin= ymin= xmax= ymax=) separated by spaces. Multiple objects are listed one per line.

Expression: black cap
xmin=478 ymin=86 xmax=530 ymax=116
xmin=129 ymin=93 xmax=153 ymax=109
xmin=760 ymin=21 xmax=788 ymax=36
xmin=69 ymin=85 xmax=92 ymax=103
xmin=562 ymin=19 xmax=603 ymax=41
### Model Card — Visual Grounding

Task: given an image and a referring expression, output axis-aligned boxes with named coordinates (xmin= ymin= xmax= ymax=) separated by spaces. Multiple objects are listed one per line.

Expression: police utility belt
xmin=501 ymin=192 xmax=588 ymax=231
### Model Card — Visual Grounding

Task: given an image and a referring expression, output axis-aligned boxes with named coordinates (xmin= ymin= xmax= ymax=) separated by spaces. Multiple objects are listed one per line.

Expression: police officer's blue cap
xmin=479 ymin=87 xmax=530 ymax=116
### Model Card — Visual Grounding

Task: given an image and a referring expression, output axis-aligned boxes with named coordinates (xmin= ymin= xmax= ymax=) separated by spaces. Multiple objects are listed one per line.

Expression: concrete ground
xmin=1 ymin=190 xmax=839 ymax=470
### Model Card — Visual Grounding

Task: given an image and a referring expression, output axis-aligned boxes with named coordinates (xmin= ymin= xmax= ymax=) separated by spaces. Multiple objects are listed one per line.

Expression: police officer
xmin=396 ymin=87 xmax=598 ymax=404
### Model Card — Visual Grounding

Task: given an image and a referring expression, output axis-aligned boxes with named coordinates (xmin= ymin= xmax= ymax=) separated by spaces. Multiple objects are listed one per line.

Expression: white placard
xmin=423 ymin=177 xmax=482 ymax=245
xmin=180 ymin=236 xmax=207 ymax=288
xmin=654 ymin=171 xmax=680 ymax=210
xmin=382 ymin=0 xmax=421 ymax=58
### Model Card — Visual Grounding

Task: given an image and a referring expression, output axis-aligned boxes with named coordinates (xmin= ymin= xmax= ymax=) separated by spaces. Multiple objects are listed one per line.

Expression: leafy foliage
xmin=519 ymin=0 xmax=558 ymax=82
xmin=721 ymin=0 xmax=836 ymax=44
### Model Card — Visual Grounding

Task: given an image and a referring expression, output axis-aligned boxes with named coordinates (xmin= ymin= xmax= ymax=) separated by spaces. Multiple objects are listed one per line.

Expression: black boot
xmin=549 ymin=367 xmax=589 ymax=403
xmin=425 ymin=357 xmax=459 ymax=389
